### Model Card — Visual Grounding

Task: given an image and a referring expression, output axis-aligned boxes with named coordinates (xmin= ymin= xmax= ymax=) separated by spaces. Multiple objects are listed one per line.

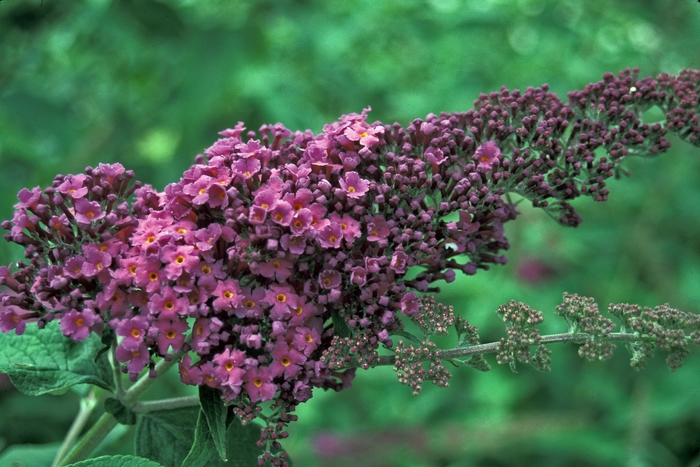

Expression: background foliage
xmin=1 ymin=0 xmax=700 ymax=466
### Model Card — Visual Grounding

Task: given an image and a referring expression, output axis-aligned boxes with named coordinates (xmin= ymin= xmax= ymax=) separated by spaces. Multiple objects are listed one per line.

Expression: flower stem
xmin=51 ymin=389 xmax=98 ymax=467
xmin=370 ymin=331 xmax=653 ymax=367
xmin=58 ymin=354 xmax=182 ymax=466
xmin=58 ymin=411 xmax=118 ymax=467
xmin=131 ymin=395 xmax=199 ymax=413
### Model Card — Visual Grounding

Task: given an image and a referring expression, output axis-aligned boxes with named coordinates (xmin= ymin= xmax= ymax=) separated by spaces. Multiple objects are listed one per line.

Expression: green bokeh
xmin=1 ymin=0 xmax=700 ymax=466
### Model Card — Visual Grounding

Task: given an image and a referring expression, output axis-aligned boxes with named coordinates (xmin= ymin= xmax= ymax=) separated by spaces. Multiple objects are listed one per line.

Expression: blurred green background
xmin=2 ymin=0 xmax=700 ymax=466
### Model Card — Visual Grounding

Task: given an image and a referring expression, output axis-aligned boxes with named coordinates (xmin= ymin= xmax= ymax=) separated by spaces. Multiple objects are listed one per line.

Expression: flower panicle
xmin=1 ymin=69 xmax=699 ymax=457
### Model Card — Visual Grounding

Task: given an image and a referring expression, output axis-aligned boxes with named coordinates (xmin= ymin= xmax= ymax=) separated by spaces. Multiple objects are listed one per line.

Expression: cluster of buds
xmin=556 ymin=293 xmax=616 ymax=362
xmin=608 ymin=302 xmax=700 ymax=370
xmin=393 ymin=339 xmax=451 ymax=396
xmin=495 ymin=300 xmax=551 ymax=372
xmin=1 ymin=69 xmax=699 ymax=457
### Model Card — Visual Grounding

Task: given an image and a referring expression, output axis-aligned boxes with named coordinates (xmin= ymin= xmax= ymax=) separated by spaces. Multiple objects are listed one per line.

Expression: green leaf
xmin=95 ymin=326 xmax=116 ymax=363
xmin=0 ymin=321 xmax=114 ymax=396
xmin=391 ymin=329 xmax=422 ymax=345
xmin=447 ymin=356 xmax=491 ymax=372
xmin=65 ymin=454 xmax=164 ymax=467
xmin=198 ymin=385 xmax=228 ymax=461
xmin=181 ymin=409 xmax=217 ymax=467
xmin=0 ymin=443 xmax=59 ymax=467
xmin=331 ymin=308 xmax=351 ymax=338
xmin=135 ymin=407 xmax=199 ymax=467
xmin=225 ymin=419 xmax=295 ymax=466
xmin=136 ymin=406 xmax=294 ymax=467
xmin=227 ymin=419 xmax=269 ymax=467
xmin=104 ymin=397 xmax=137 ymax=425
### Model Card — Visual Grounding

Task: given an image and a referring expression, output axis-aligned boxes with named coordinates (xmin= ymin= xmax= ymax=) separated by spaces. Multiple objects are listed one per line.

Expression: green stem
xmin=58 ymin=411 xmax=118 ymax=467
xmin=131 ymin=395 xmax=199 ymax=414
xmin=59 ymin=354 xmax=182 ymax=466
xmin=109 ymin=345 xmax=125 ymax=400
xmin=370 ymin=331 xmax=654 ymax=367
xmin=52 ymin=389 xmax=99 ymax=467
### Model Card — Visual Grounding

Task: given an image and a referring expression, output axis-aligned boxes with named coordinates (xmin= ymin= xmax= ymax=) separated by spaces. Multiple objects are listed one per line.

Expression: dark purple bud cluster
xmin=495 ymin=300 xmax=550 ymax=372
xmin=0 ymin=164 xmax=142 ymax=337
xmin=406 ymin=295 xmax=455 ymax=336
xmin=393 ymin=339 xmax=451 ymax=396
xmin=608 ymin=302 xmax=700 ymax=371
xmin=556 ymin=293 xmax=616 ymax=362
xmin=1 ymin=69 xmax=699 ymax=450
xmin=321 ymin=333 xmax=378 ymax=372
xmin=453 ymin=315 xmax=491 ymax=372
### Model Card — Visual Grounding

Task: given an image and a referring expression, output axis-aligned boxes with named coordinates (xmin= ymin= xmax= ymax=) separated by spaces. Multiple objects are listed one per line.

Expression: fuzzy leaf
xmin=331 ymin=309 xmax=351 ymax=338
xmin=135 ymin=407 xmax=198 ymax=467
xmin=104 ymin=397 xmax=137 ymax=425
xmin=0 ymin=321 xmax=114 ymax=396
xmin=65 ymin=455 xmax=164 ymax=467
xmin=136 ymin=406 xmax=294 ymax=467
xmin=391 ymin=329 xmax=422 ymax=345
xmin=227 ymin=419 xmax=292 ymax=467
xmin=198 ymin=385 xmax=228 ymax=460
xmin=181 ymin=409 xmax=218 ymax=467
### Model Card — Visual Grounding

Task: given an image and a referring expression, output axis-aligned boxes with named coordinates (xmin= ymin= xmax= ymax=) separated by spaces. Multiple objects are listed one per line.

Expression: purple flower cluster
xmin=1 ymin=69 xmax=699 ymax=439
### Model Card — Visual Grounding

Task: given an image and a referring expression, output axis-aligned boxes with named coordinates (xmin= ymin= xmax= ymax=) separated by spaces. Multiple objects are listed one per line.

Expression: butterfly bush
xmin=1 ymin=68 xmax=699 ymax=445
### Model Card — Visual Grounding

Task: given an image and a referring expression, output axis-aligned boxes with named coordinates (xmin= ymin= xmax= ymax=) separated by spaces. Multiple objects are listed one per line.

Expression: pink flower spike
xmin=265 ymin=284 xmax=298 ymax=319
xmin=270 ymin=341 xmax=305 ymax=379
xmin=0 ymin=307 xmax=26 ymax=335
xmin=248 ymin=205 xmax=267 ymax=225
xmin=280 ymin=234 xmax=306 ymax=255
xmin=251 ymin=257 xmax=293 ymax=282
xmin=290 ymin=208 xmax=313 ymax=235
xmin=270 ymin=201 xmax=293 ymax=226
xmin=153 ymin=318 xmax=189 ymax=355
xmin=213 ymin=347 xmax=247 ymax=387
xmin=400 ymin=292 xmax=420 ymax=316
xmin=474 ymin=140 xmax=501 ymax=169
xmin=319 ymin=269 xmax=342 ymax=290
xmin=73 ymin=198 xmax=105 ymax=224
xmin=148 ymin=287 xmax=188 ymax=320
xmin=338 ymin=171 xmax=369 ymax=199
xmin=236 ymin=287 xmax=266 ymax=319
xmin=367 ymin=215 xmax=390 ymax=242
xmin=56 ymin=175 xmax=88 ymax=199
xmin=253 ymin=189 xmax=278 ymax=210
xmin=232 ymin=158 xmax=261 ymax=179
xmin=116 ymin=316 xmax=149 ymax=351
xmin=212 ymin=278 xmax=243 ymax=312
xmin=244 ymin=367 xmax=277 ymax=402
xmin=179 ymin=355 xmax=203 ymax=386
xmin=218 ymin=122 xmax=246 ymax=138
xmin=390 ymin=251 xmax=409 ymax=274
xmin=292 ymin=326 xmax=320 ymax=356
xmin=115 ymin=342 xmax=150 ymax=380
xmin=318 ymin=224 xmax=342 ymax=248
xmin=283 ymin=189 xmax=314 ymax=212
xmin=161 ymin=245 xmax=199 ymax=280
xmin=329 ymin=213 xmax=362 ymax=242
xmin=350 ymin=266 xmax=367 ymax=286
xmin=60 ymin=309 xmax=97 ymax=341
